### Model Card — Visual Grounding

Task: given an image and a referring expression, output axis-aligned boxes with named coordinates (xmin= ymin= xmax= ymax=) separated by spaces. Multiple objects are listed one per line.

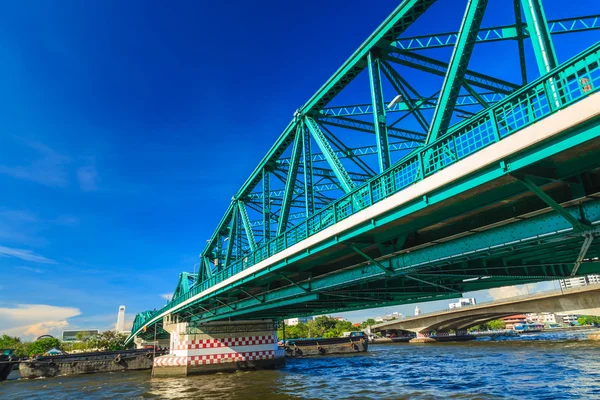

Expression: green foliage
xmin=578 ymin=315 xmax=600 ymax=326
xmin=28 ymin=337 xmax=62 ymax=356
xmin=468 ymin=319 xmax=506 ymax=332
xmin=278 ymin=316 xmax=364 ymax=340
xmin=88 ymin=330 xmax=129 ymax=351
xmin=0 ymin=334 xmax=30 ymax=358
xmin=360 ymin=319 xmax=377 ymax=329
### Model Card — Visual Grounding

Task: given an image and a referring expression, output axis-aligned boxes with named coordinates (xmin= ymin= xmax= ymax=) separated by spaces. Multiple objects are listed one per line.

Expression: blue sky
xmin=0 ymin=0 xmax=598 ymax=337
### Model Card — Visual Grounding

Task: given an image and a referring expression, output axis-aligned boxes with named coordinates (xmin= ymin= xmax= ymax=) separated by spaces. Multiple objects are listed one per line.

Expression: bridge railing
xmin=131 ymin=43 xmax=600 ymax=335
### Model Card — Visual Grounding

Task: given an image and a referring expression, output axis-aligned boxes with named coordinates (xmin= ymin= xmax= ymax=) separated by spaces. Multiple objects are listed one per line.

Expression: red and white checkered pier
xmin=152 ymin=317 xmax=285 ymax=376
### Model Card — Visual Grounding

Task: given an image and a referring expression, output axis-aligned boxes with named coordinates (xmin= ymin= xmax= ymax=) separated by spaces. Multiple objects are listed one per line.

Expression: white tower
xmin=116 ymin=305 xmax=125 ymax=332
xmin=415 ymin=305 xmax=421 ymax=316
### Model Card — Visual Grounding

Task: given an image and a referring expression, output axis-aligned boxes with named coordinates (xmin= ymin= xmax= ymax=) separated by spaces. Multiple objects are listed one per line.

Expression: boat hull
xmin=0 ymin=355 xmax=16 ymax=381
xmin=283 ymin=336 xmax=368 ymax=357
xmin=19 ymin=349 xmax=165 ymax=379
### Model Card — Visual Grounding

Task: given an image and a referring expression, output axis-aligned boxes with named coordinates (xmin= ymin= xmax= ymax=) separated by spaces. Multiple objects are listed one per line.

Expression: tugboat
xmin=0 ymin=349 xmax=17 ymax=381
xmin=281 ymin=331 xmax=368 ymax=357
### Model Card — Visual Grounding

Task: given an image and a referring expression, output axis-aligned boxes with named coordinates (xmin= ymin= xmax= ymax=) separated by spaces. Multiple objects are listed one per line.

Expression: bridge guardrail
xmin=131 ymin=43 xmax=600 ymax=336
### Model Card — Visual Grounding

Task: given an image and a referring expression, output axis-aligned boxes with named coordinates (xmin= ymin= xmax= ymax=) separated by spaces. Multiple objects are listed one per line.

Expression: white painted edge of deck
xmin=140 ymin=91 xmax=600 ymax=333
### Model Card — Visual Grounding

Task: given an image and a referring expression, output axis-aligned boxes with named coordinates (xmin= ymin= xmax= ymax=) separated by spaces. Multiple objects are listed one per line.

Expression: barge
xmin=19 ymin=348 xmax=167 ymax=379
xmin=282 ymin=332 xmax=368 ymax=357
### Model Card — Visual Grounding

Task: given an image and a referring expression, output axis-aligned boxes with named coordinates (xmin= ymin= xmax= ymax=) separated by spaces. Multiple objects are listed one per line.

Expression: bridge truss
xmin=130 ymin=0 xmax=600 ymax=341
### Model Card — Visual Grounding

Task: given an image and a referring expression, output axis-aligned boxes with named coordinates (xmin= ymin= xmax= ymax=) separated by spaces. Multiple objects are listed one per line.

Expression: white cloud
xmin=0 ymin=140 xmax=70 ymax=188
xmin=16 ymin=266 xmax=44 ymax=273
xmin=0 ymin=245 xmax=56 ymax=264
xmin=487 ymin=285 xmax=529 ymax=300
xmin=0 ymin=304 xmax=81 ymax=338
xmin=160 ymin=293 xmax=173 ymax=301
xmin=77 ymin=165 xmax=99 ymax=192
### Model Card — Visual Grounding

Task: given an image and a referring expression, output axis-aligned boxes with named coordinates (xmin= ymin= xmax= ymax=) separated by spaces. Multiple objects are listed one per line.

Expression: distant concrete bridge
xmin=372 ymin=284 xmax=600 ymax=334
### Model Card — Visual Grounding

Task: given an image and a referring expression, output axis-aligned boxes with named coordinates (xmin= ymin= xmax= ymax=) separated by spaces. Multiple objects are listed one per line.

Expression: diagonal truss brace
xmin=515 ymin=175 xmax=590 ymax=232
xmin=237 ymin=201 xmax=256 ymax=252
xmin=278 ymin=128 xmax=304 ymax=235
xmin=380 ymin=60 xmax=430 ymax=132
xmin=427 ymin=0 xmax=489 ymax=144
xmin=367 ymin=51 xmax=391 ymax=172
xmin=223 ymin=207 xmax=238 ymax=267
xmin=571 ymin=234 xmax=594 ymax=276
xmin=305 ymin=116 xmax=356 ymax=193
xmin=348 ymin=244 xmax=461 ymax=292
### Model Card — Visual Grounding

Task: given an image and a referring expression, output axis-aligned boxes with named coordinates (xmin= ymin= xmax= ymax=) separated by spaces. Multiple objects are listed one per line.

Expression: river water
xmin=2 ymin=329 xmax=600 ymax=399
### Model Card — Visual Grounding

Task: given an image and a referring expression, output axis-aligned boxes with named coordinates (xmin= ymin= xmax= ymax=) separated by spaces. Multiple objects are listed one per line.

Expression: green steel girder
xmin=305 ymin=116 xmax=356 ymax=193
xmin=427 ymin=0 xmax=489 ymax=144
xmin=278 ymin=130 xmax=304 ymax=235
xmin=392 ymin=14 xmax=600 ymax=50
xmin=367 ymin=52 xmax=391 ymax=172
xmin=262 ymin=169 xmax=271 ymax=242
xmin=380 ymin=60 xmax=430 ymax=132
xmin=302 ymin=124 xmax=314 ymax=217
xmin=514 ymin=175 xmax=591 ymax=232
xmin=521 ymin=0 xmax=559 ymax=74
xmin=301 ymin=0 xmax=437 ymax=112
xmin=237 ymin=201 xmax=256 ymax=252
xmin=319 ymin=92 xmax=504 ymax=118
xmin=223 ymin=206 xmax=237 ymax=267
xmin=201 ymin=256 xmax=213 ymax=281
xmin=317 ymin=115 xmax=426 ymax=142
xmin=514 ymin=0 xmax=528 ymax=85
xmin=173 ymin=272 xmax=197 ymax=299
xmin=276 ymin=164 xmax=371 ymax=183
xmin=184 ymin=202 xmax=600 ymax=322
xmin=384 ymin=49 xmax=520 ymax=94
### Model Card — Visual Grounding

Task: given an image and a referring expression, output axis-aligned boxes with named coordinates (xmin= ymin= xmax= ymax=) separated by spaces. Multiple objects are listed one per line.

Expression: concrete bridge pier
xmin=152 ymin=315 xmax=285 ymax=376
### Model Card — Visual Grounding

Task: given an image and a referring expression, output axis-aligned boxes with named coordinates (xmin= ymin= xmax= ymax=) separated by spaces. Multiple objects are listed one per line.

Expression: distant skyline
xmin=1 ymin=0 xmax=598 ymax=338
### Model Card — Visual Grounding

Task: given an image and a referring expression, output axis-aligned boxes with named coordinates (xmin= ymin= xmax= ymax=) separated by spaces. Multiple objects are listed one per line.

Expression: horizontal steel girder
xmin=184 ymin=201 xmax=600 ymax=321
xmin=384 ymin=49 xmax=520 ymax=94
xmin=392 ymin=14 xmax=600 ymax=50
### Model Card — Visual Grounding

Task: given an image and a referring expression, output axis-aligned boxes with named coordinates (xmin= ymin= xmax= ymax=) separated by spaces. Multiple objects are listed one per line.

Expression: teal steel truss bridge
xmin=128 ymin=0 xmax=600 ymax=344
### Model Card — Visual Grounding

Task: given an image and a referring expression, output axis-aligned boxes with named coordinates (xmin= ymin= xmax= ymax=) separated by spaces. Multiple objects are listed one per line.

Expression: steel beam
xmin=305 ymin=116 xmax=356 ymax=193
xmin=427 ymin=0 xmax=489 ymax=144
xmin=302 ymin=124 xmax=314 ymax=217
xmin=262 ymin=169 xmax=271 ymax=242
xmin=571 ymin=234 xmax=594 ymax=276
xmin=384 ymin=49 xmax=520 ymax=94
xmin=521 ymin=0 xmax=558 ymax=74
xmin=223 ymin=208 xmax=237 ymax=267
xmin=368 ymin=52 xmax=391 ymax=172
xmin=380 ymin=60 xmax=430 ymax=132
xmin=391 ymin=14 xmax=600 ymax=50
xmin=515 ymin=176 xmax=590 ymax=232
xmin=237 ymin=201 xmax=256 ymax=252
xmin=278 ymin=130 xmax=303 ymax=235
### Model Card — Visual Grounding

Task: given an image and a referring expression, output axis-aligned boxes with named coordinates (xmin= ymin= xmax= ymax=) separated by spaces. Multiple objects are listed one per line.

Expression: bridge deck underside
xmin=141 ymin=116 xmax=600 ymax=334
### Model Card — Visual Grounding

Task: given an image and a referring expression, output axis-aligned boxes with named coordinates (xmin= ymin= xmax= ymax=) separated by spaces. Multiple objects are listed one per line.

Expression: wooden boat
xmin=281 ymin=332 xmax=368 ymax=357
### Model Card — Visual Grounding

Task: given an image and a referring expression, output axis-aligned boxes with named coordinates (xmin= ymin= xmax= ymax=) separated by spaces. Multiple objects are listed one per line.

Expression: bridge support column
xmin=152 ymin=316 xmax=285 ymax=376
xmin=409 ymin=333 xmax=436 ymax=344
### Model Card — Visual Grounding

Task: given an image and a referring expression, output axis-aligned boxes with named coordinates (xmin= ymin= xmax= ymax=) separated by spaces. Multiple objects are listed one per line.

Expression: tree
xmin=0 ymin=334 xmax=30 ymax=357
xmin=28 ymin=337 xmax=62 ymax=356
xmin=91 ymin=330 xmax=129 ymax=351
xmin=487 ymin=320 xmax=506 ymax=330
xmin=360 ymin=319 xmax=377 ymax=329
xmin=578 ymin=316 xmax=600 ymax=326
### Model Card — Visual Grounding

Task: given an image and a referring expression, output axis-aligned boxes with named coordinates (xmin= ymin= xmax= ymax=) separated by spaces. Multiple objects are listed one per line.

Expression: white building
xmin=558 ymin=314 xmax=579 ymax=325
xmin=415 ymin=306 xmax=421 ymax=316
xmin=526 ymin=312 xmax=557 ymax=324
xmin=449 ymin=298 xmax=476 ymax=309
xmin=284 ymin=317 xmax=312 ymax=326
xmin=115 ymin=305 xmax=125 ymax=332
xmin=560 ymin=274 xmax=600 ymax=290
